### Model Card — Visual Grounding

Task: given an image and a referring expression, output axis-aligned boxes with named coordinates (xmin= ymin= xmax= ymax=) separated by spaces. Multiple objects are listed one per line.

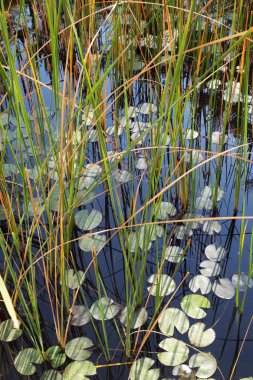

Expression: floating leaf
xmin=129 ymin=358 xmax=160 ymax=380
xmin=189 ymin=352 xmax=217 ymax=378
xmin=199 ymin=261 xmax=221 ymax=277
xmin=202 ymin=220 xmax=222 ymax=235
xmin=75 ymin=210 xmax=102 ymax=230
xmin=172 ymin=364 xmax=192 ymax=377
xmin=204 ymin=244 xmax=227 ymax=261
xmin=183 ymin=129 xmax=199 ymax=140
xmin=158 ymin=308 xmax=189 ymax=336
xmin=188 ymin=323 xmax=215 ymax=347
xmin=212 ymin=278 xmax=235 ymax=299
xmin=65 ymin=337 xmax=93 ymax=361
xmin=182 ymin=213 xmax=201 ymax=229
xmin=181 ymin=294 xmax=210 ymax=319
xmin=189 ymin=275 xmax=212 ymax=295
xmin=136 ymin=157 xmax=148 ymax=170
xmin=46 ymin=346 xmax=66 ymax=368
xmin=206 ymin=79 xmax=221 ymax=89
xmin=79 ymin=235 xmax=106 ymax=252
xmin=158 ymin=338 xmax=189 ymax=367
xmin=156 ymin=201 xmax=177 ymax=220
xmin=185 ymin=150 xmax=204 ymax=164
xmin=174 ymin=226 xmax=193 ymax=240
xmin=115 ymin=170 xmax=132 ymax=183
xmin=127 ymin=232 xmax=138 ymax=252
xmin=138 ymin=102 xmax=157 ymax=114
xmin=40 ymin=370 xmax=63 ymax=380
xmin=63 ymin=269 xmax=85 ymax=289
xmin=120 ymin=307 xmax=148 ymax=329
xmin=195 ymin=196 xmax=213 ymax=211
xmin=63 ymin=360 xmax=96 ymax=380
xmin=14 ymin=348 xmax=44 ymax=375
xmin=70 ymin=305 xmax=90 ymax=326
xmin=211 ymin=131 xmax=228 ymax=144
xmin=90 ymin=297 xmax=120 ymax=321
xmin=147 ymin=274 xmax=176 ymax=296
xmin=165 ymin=246 xmax=184 ymax=263
xmin=231 ymin=273 xmax=253 ymax=291
xmin=0 ymin=319 xmax=22 ymax=342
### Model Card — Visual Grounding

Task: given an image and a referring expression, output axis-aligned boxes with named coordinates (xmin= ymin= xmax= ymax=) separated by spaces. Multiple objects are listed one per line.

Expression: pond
xmin=0 ymin=1 xmax=253 ymax=379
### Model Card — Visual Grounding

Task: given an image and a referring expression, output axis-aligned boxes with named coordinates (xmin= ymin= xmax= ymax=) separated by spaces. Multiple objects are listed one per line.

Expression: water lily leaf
xmin=204 ymin=244 xmax=227 ymax=261
xmin=202 ymin=220 xmax=222 ymax=235
xmin=201 ymin=186 xmax=224 ymax=202
xmin=174 ymin=226 xmax=193 ymax=240
xmin=115 ymin=170 xmax=132 ymax=183
xmin=79 ymin=235 xmax=106 ymax=252
xmin=158 ymin=338 xmax=189 ymax=366
xmin=185 ymin=150 xmax=204 ymax=164
xmin=147 ymin=274 xmax=176 ymax=296
xmin=40 ymin=370 xmax=63 ymax=380
xmin=70 ymin=305 xmax=90 ymax=326
xmin=231 ymin=273 xmax=253 ymax=291
xmin=90 ymin=297 xmax=120 ymax=321
xmin=212 ymin=278 xmax=235 ymax=299
xmin=165 ymin=246 xmax=184 ymax=263
xmin=156 ymin=201 xmax=177 ymax=220
xmin=181 ymin=294 xmax=210 ymax=319
xmin=188 ymin=323 xmax=215 ymax=347
xmin=138 ymin=103 xmax=157 ymax=114
xmin=2 ymin=163 xmax=18 ymax=177
xmin=129 ymin=358 xmax=160 ymax=380
xmin=189 ymin=352 xmax=217 ymax=378
xmin=120 ymin=307 xmax=148 ymax=329
xmin=189 ymin=275 xmax=212 ymax=295
xmin=172 ymin=364 xmax=192 ymax=377
xmin=183 ymin=129 xmax=199 ymax=140
xmin=126 ymin=106 xmax=139 ymax=118
xmin=0 ymin=319 xmax=22 ymax=342
xmin=63 ymin=360 xmax=96 ymax=380
xmin=195 ymin=196 xmax=213 ymax=211
xmin=199 ymin=261 xmax=221 ymax=277
xmin=206 ymin=79 xmax=221 ymax=89
xmin=65 ymin=337 xmax=93 ymax=361
xmin=46 ymin=346 xmax=66 ymax=368
xmin=182 ymin=213 xmax=201 ymax=229
xmin=158 ymin=308 xmax=189 ymax=336
xmin=136 ymin=157 xmax=148 ymax=170
xmin=14 ymin=348 xmax=44 ymax=375
xmin=127 ymin=232 xmax=138 ymax=252
xmin=211 ymin=131 xmax=228 ymax=144
xmin=75 ymin=210 xmax=102 ymax=230
xmin=79 ymin=164 xmax=102 ymax=188
xmin=63 ymin=269 xmax=85 ymax=289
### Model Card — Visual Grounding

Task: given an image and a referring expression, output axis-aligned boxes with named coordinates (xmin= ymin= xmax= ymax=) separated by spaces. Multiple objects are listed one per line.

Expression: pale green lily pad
xmin=205 ymin=244 xmax=227 ymax=261
xmin=138 ymin=103 xmax=157 ymax=114
xmin=147 ymin=274 xmax=176 ymax=296
xmin=75 ymin=209 xmax=102 ymax=230
xmin=115 ymin=170 xmax=132 ymax=183
xmin=129 ymin=358 xmax=160 ymax=380
xmin=189 ymin=275 xmax=212 ymax=295
xmin=185 ymin=150 xmax=204 ymax=164
xmin=199 ymin=261 xmax=221 ymax=277
xmin=202 ymin=220 xmax=222 ymax=235
xmin=158 ymin=308 xmax=189 ymax=336
xmin=120 ymin=307 xmax=148 ymax=329
xmin=231 ymin=273 xmax=253 ymax=291
xmin=174 ymin=226 xmax=193 ymax=240
xmin=188 ymin=323 xmax=215 ymax=347
xmin=63 ymin=360 xmax=96 ymax=380
xmin=183 ymin=129 xmax=199 ymax=140
xmin=212 ymin=278 xmax=235 ymax=299
xmin=158 ymin=338 xmax=189 ymax=367
xmin=2 ymin=163 xmax=19 ymax=177
xmin=63 ymin=269 xmax=85 ymax=289
xmin=211 ymin=131 xmax=228 ymax=145
xmin=46 ymin=346 xmax=66 ymax=368
xmin=90 ymin=297 xmax=120 ymax=321
xmin=128 ymin=232 xmax=138 ymax=252
xmin=189 ymin=352 xmax=217 ymax=378
xmin=181 ymin=294 xmax=210 ymax=319
xmin=172 ymin=364 xmax=192 ymax=377
xmin=70 ymin=305 xmax=90 ymax=326
xmin=14 ymin=348 xmax=44 ymax=375
xmin=65 ymin=337 xmax=93 ymax=361
xmin=156 ymin=201 xmax=177 ymax=220
xmin=40 ymin=370 xmax=63 ymax=380
xmin=0 ymin=319 xmax=22 ymax=342
xmin=165 ymin=246 xmax=184 ymax=263
xmin=79 ymin=234 xmax=106 ymax=252
xmin=136 ymin=157 xmax=148 ymax=170
xmin=195 ymin=196 xmax=213 ymax=211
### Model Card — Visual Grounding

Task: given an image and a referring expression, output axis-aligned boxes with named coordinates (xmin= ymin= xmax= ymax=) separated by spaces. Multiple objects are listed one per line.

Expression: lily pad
xmin=70 ymin=305 xmax=91 ymax=326
xmin=147 ymin=274 xmax=176 ymax=297
xmin=0 ymin=319 xmax=22 ymax=342
xmin=212 ymin=278 xmax=235 ymax=299
xmin=63 ymin=269 xmax=85 ymax=289
xmin=156 ymin=201 xmax=177 ymax=220
xmin=46 ymin=346 xmax=66 ymax=368
xmin=120 ymin=307 xmax=148 ymax=329
xmin=189 ymin=275 xmax=212 ymax=295
xmin=204 ymin=244 xmax=227 ymax=261
xmin=75 ymin=209 xmax=102 ymax=230
xmin=181 ymin=294 xmax=211 ymax=319
xmin=165 ymin=246 xmax=184 ymax=263
xmin=79 ymin=235 xmax=106 ymax=252
xmin=63 ymin=360 xmax=96 ymax=380
xmin=183 ymin=129 xmax=199 ymax=140
xmin=202 ymin=220 xmax=222 ymax=235
xmin=65 ymin=337 xmax=93 ymax=361
xmin=182 ymin=213 xmax=201 ymax=229
xmin=173 ymin=225 xmax=193 ymax=240
xmin=129 ymin=358 xmax=160 ymax=380
xmin=199 ymin=261 xmax=221 ymax=277
xmin=40 ymin=370 xmax=63 ymax=380
xmin=172 ymin=364 xmax=192 ymax=377
xmin=231 ymin=273 xmax=253 ymax=291
xmin=14 ymin=348 xmax=44 ymax=375
xmin=158 ymin=308 xmax=189 ymax=336
xmin=189 ymin=352 xmax=217 ymax=378
xmin=138 ymin=103 xmax=157 ymax=114
xmin=188 ymin=323 xmax=215 ymax=347
xmin=211 ymin=131 xmax=228 ymax=144
xmin=158 ymin=338 xmax=189 ymax=367
xmin=115 ymin=170 xmax=133 ymax=183
xmin=90 ymin=297 xmax=120 ymax=321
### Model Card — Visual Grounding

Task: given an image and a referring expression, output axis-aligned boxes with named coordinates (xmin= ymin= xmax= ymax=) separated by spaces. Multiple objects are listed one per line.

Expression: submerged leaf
xmin=14 ymin=348 xmax=44 ymax=375
xmin=181 ymin=294 xmax=210 ymax=319
xmin=129 ymin=358 xmax=160 ymax=380
xmin=120 ymin=307 xmax=148 ymax=329
xmin=212 ymin=278 xmax=235 ymax=299
xmin=147 ymin=274 xmax=176 ymax=297
xmin=158 ymin=308 xmax=189 ymax=336
xmin=188 ymin=323 xmax=215 ymax=347
xmin=90 ymin=297 xmax=120 ymax=321
xmin=189 ymin=352 xmax=217 ymax=378
xmin=158 ymin=338 xmax=189 ymax=366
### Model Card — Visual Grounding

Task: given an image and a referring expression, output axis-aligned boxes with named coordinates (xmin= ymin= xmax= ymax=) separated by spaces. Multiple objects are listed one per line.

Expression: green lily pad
xmin=40 ymin=370 xmax=63 ymax=380
xmin=129 ymin=358 xmax=160 ymax=380
xmin=63 ymin=269 xmax=85 ymax=289
xmin=70 ymin=305 xmax=90 ymax=326
xmin=63 ymin=360 xmax=96 ymax=380
xmin=79 ymin=234 xmax=106 ymax=252
xmin=14 ymin=348 xmax=44 ymax=375
xmin=158 ymin=338 xmax=189 ymax=367
xmin=147 ymin=274 xmax=176 ymax=297
xmin=189 ymin=352 xmax=217 ymax=378
xmin=181 ymin=294 xmax=211 ymax=319
xmin=188 ymin=323 xmax=215 ymax=347
xmin=75 ymin=209 xmax=102 ymax=230
xmin=158 ymin=308 xmax=189 ymax=336
xmin=65 ymin=337 xmax=93 ymax=361
xmin=212 ymin=278 xmax=235 ymax=299
xmin=199 ymin=260 xmax=221 ymax=277
xmin=204 ymin=244 xmax=227 ymax=261
xmin=156 ymin=201 xmax=177 ymax=220
xmin=188 ymin=275 xmax=212 ymax=295
xmin=46 ymin=346 xmax=66 ymax=368
xmin=165 ymin=246 xmax=184 ymax=263
xmin=120 ymin=307 xmax=148 ymax=329
xmin=90 ymin=297 xmax=120 ymax=321
xmin=0 ymin=319 xmax=22 ymax=342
